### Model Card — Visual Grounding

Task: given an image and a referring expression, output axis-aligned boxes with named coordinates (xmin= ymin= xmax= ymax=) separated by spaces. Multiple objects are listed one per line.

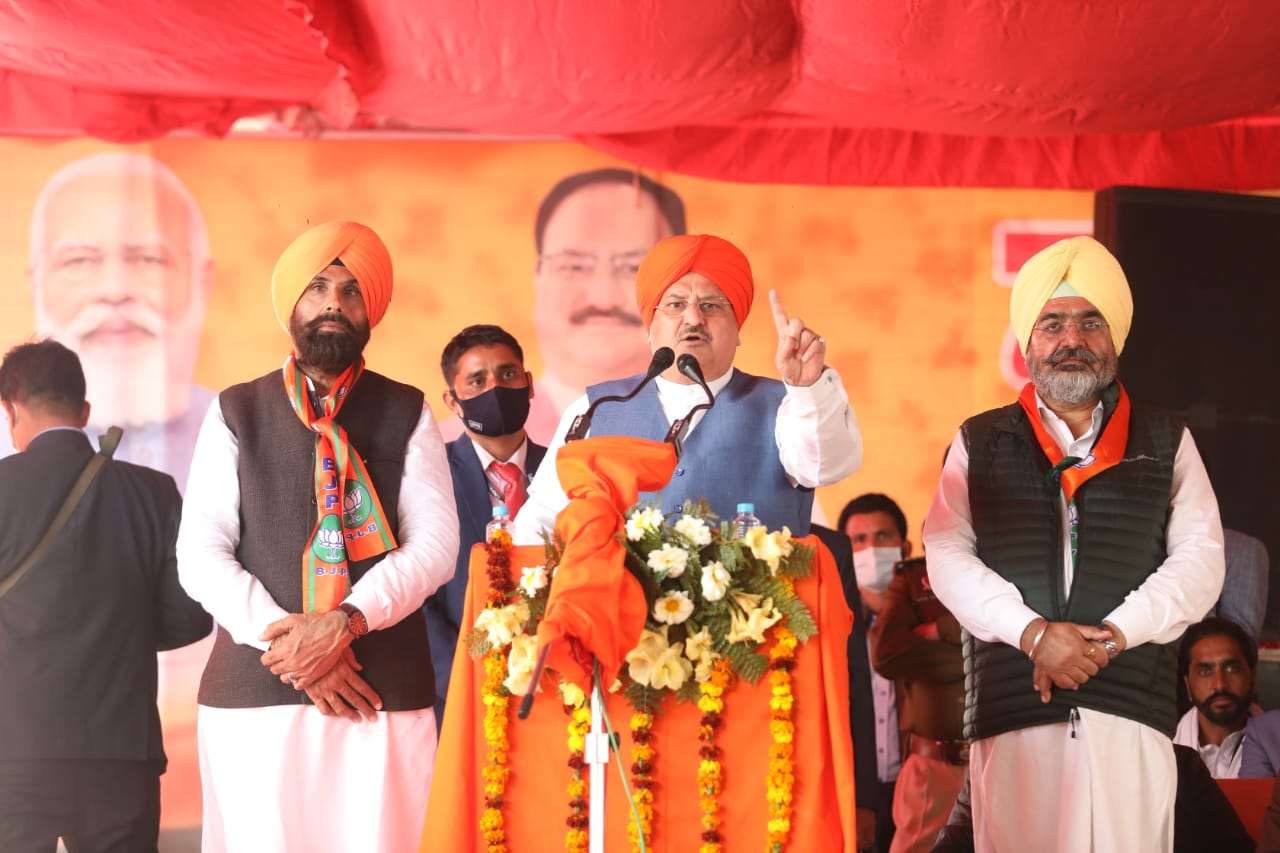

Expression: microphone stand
xmin=663 ymin=353 xmax=716 ymax=459
xmin=563 ymin=347 xmax=674 ymax=443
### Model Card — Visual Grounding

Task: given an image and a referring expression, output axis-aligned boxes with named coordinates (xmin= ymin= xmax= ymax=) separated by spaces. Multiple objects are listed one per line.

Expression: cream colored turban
xmin=271 ymin=221 xmax=393 ymax=332
xmin=1010 ymin=236 xmax=1133 ymax=354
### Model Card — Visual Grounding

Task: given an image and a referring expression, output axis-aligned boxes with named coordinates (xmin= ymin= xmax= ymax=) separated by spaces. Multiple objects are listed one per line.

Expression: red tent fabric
xmin=2 ymin=0 xmax=1278 ymax=188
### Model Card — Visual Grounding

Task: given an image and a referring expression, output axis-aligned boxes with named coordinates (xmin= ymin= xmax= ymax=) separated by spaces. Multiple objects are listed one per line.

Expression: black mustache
xmin=1046 ymin=346 xmax=1100 ymax=366
xmin=305 ymin=313 xmax=358 ymax=335
xmin=677 ymin=325 xmax=709 ymax=342
xmin=568 ymin=306 xmax=643 ymax=326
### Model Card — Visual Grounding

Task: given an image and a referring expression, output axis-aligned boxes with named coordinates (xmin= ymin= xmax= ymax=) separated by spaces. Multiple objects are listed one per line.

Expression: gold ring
xmin=1084 ymin=646 xmax=1096 ymax=659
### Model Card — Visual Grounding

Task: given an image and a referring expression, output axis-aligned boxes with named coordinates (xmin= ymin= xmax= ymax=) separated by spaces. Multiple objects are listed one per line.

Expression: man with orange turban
xmin=515 ymin=233 xmax=863 ymax=540
xmin=176 ymin=221 xmax=459 ymax=852
xmin=922 ymin=236 xmax=1224 ymax=851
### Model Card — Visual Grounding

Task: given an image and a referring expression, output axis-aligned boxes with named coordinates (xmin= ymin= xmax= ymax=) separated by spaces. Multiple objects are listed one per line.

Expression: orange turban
xmin=636 ymin=234 xmax=754 ymax=328
xmin=270 ymin=220 xmax=394 ymax=332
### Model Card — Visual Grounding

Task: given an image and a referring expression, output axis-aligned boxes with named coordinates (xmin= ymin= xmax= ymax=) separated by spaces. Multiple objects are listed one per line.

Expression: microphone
xmin=664 ymin=354 xmax=717 ymax=458
xmin=563 ymin=346 xmax=675 ymax=442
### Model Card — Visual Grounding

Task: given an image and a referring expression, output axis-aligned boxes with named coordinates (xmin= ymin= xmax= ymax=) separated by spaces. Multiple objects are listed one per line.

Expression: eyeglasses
xmin=538 ymin=251 xmax=645 ymax=282
xmin=1032 ymin=319 xmax=1110 ymax=339
xmin=654 ymin=298 xmax=733 ymax=318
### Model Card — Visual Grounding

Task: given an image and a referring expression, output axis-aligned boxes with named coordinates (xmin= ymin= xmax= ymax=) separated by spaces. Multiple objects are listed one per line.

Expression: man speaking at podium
xmin=514 ymin=233 xmax=863 ymax=542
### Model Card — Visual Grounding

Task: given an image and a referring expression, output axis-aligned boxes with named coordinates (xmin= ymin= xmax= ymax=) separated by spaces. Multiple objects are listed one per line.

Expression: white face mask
xmin=853 ymin=546 xmax=902 ymax=593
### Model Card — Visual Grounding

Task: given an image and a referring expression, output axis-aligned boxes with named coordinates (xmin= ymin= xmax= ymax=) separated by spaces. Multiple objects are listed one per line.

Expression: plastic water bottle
xmin=732 ymin=502 xmax=762 ymax=539
xmin=486 ymin=504 xmax=513 ymax=541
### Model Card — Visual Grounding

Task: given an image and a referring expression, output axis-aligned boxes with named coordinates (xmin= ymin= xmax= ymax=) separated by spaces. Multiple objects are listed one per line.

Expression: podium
xmin=422 ymin=539 xmax=857 ymax=852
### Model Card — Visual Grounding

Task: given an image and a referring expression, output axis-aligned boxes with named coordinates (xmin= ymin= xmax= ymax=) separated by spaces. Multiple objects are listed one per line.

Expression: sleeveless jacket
xmin=197 ymin=368 xmax=434 ymax=711
xmin=962 ymin=385 xmax=1183 ymax=740
xmin=588 ymin=369 xmax=812 ymax=534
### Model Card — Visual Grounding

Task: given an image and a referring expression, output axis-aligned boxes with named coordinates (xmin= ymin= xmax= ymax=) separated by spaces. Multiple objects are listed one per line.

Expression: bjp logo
xmin=343 ymin=482 xmax=372 ymax=528
xmin=312 ymin=516 xmax=345 ymax=564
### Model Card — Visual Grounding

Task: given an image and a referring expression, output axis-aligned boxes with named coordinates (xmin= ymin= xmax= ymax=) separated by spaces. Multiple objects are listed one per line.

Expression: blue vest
xmin=587 ymin=369 xmax=812 ymax=534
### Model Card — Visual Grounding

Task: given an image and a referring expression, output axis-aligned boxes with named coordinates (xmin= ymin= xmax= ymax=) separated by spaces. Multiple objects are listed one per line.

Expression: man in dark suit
xmin=426 ymin=324 xmax=547 ymax=727
xmin=0 ymin=339 xmax=211 ymax=851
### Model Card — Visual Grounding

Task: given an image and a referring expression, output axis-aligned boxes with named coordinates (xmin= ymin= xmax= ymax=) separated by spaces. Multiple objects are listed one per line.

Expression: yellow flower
xmin=684 ymin=626 xmax=714 ymax=661
xmin=502 ymin=633 xmax=539 ymax=696
xmin=649 ymin=642 xmax=693 ymax=691
xmin=726 ymin=596 xmax=783 ymax=644
xmin=625 ymin=506 xmax=666 ymax=541
xmin=517 ymin=564 xmax=548 ymax=597
xmin=560 ymin=680 xmax=586 ymax=709
xmin=699 ymin=560 xmax=731 ymax=601
xmin=473 ymin=600 xmax=530 ymax=648
xmin=625 ymin=628 xmax=670 ymax=687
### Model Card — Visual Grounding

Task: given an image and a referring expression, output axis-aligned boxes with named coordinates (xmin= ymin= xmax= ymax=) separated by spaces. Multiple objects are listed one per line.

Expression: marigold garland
xmin=765 ymin=626 xmax=799 ymax=852
xmin=697 ymin=658 xmax=733 ymax=853
xmin=565 ymin=700 xmax=591 ymax=853
xmin=480 ymin=532 xmax=515 ymax=853
xmin=628 ymin=711 xmax=656 ymax=852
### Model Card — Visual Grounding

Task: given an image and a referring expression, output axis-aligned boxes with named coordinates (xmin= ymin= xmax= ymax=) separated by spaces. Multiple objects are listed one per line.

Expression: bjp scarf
xmin=1017 ymin=381 xmax=1132 ymax=502
xmin=283 ymin=355 xmax=397 ymax=612
xmin=635 ymin=234 xmax=755 ymax=328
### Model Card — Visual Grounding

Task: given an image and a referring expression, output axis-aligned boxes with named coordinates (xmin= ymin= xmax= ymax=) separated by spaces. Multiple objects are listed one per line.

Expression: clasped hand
xmin=1024 ymin=620 xmax=1114 ymax=704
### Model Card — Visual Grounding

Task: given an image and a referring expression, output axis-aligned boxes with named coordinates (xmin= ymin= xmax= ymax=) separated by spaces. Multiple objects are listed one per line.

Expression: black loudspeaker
xmin=1095 ymin=186 xmax=1280 ymax=630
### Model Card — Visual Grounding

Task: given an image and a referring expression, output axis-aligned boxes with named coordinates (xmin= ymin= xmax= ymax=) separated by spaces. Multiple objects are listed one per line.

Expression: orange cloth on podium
xmin=536 ymin=436 xmax=678 ymax=688
xmin=422 ymin=537 xmax=857 ymax=852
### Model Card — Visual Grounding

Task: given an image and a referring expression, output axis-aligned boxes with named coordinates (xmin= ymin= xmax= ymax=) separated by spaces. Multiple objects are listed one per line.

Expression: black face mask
xmin=453 ymin=384 xmax=531 ymax=437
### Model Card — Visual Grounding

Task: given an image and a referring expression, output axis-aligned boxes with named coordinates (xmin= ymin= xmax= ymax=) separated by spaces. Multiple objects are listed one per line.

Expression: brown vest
xmin=197 ymin=368 xmax=434 ymax=711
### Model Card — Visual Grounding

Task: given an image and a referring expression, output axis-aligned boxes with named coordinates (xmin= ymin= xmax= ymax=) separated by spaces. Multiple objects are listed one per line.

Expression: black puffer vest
xmin=962 ymin=386 xmax=1183 ymax=740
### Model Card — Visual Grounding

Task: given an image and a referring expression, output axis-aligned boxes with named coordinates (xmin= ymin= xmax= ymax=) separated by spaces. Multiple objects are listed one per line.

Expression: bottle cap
xmin=736 ymin=502 xmax=754 ymax=514
xmin=492 ymin=505 xmax=510 ymax=518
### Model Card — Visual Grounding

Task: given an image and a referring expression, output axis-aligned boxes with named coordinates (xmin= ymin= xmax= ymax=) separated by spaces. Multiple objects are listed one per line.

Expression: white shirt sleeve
xmin=776 ymin=366 xmax=863 ymax=488
xmin=176 ymin=399 xmax=459 ymax=647
xmin=177 ymin=399 xmax=290 ymax=651
xmin=923 ymin=430 xmax=1043 ymax=647
xmin=1102 ymin=428 xmax=1224 ymax=646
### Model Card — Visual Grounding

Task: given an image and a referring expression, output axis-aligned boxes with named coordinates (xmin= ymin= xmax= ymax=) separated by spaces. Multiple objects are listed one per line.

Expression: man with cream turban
xmin=923 ymin=235 xmax=1224 ymax=851
xmin=515 ymin=232 xmax=863 ymax=540
xmin=176 ymin=221 xmax=458 ymax=852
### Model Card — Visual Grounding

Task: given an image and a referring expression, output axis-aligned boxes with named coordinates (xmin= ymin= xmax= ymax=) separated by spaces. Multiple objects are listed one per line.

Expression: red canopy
xmin=2 ymin=0 xmax=1278 ymax=188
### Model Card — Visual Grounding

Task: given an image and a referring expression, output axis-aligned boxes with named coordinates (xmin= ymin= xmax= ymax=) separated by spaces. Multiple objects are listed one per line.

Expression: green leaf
xmin=623 ymin=681 xmax=666 ymax=716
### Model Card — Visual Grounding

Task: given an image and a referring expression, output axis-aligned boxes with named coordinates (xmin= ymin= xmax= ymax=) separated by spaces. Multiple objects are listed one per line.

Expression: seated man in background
xmin=1174 ymin=617 xmax=1258 ymax=778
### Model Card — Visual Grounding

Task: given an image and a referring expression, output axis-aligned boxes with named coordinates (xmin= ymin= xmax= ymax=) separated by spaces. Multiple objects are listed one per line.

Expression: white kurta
xmin=513 ymin=365 xmax=863 ymax=544
xmin=923 ymin=392 xmax=1224 ymax=852
xmin=1173 ymin=706 xmax=1245 ymax=779
xmin=177 ymin=389 xmax=459 ymax=853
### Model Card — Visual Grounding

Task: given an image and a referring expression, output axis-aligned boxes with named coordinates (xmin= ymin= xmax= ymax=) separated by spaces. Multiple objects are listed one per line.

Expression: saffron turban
xmin=636 ymin=234 xmax=754 ymax=328
xmin=271 ymin=220 xmax=394 ymax=332
xmin=1010 ymin=235 xmax=1133 ymax=355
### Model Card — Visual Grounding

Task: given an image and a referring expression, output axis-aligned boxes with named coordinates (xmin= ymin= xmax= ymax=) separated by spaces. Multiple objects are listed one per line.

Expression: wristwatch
xmin=338 ymin=603 xmax=369 ymax=638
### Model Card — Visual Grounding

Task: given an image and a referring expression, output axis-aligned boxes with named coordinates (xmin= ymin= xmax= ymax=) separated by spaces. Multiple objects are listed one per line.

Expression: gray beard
xmin=1027 ymin=350 xmax=1117 ymax=406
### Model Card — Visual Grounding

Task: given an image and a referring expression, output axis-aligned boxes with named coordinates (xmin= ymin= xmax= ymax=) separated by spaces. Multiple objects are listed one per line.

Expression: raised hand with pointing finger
xmin=770 ymin=288 xmax=826 ymax=387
